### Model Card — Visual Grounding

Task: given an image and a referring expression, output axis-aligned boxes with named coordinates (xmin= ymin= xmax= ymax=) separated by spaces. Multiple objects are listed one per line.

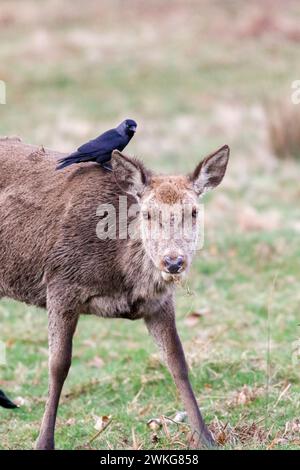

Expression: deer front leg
xmin=144 ymin=301 xmax=215 ymax=449
xmin=36 ymin=296 xmax=79 ymax=450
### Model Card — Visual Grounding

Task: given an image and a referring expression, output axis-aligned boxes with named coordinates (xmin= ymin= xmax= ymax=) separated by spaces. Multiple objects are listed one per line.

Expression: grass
xmin=1 ymin=0 xmax=300 ymax=450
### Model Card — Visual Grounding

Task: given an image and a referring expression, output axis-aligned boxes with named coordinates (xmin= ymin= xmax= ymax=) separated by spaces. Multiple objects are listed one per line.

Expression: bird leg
xmin=101 ymin=162 xmax=113 ymax=172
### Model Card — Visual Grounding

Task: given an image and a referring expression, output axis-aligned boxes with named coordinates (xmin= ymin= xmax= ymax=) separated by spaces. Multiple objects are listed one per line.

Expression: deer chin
xmin=161 ymin=271 xmax=186 ymax=283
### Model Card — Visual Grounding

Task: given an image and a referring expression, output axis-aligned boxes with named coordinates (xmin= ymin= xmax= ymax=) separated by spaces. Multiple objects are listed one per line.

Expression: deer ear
xmin=191 ymin=145 xmax=229 ymax=196
xmin=111 ymin=150 xmax=149 ymax=198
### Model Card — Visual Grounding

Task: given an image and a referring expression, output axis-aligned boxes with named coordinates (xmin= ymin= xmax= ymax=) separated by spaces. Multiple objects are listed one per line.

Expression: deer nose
xmin=163 ymin=255 xmax=184 ymax=274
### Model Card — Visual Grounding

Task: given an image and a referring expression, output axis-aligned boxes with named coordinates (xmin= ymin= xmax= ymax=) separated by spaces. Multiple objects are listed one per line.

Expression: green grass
xmin=1 ymin=0 xmax=300 ymax=450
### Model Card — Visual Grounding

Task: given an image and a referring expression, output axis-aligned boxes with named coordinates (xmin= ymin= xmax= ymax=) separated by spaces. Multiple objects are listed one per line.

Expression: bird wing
xmin=0 ymin=390 xmax=17 ymax=409
xmin=77 ymin=129 xmax=123 ymax=156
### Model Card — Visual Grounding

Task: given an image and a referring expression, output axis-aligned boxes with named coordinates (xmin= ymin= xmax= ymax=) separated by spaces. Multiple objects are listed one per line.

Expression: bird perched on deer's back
xmin=56 ymin=119 xmax=137 ymax=171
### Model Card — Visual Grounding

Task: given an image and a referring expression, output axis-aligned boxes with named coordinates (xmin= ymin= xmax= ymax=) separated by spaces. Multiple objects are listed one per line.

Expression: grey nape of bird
xmin=56 ymin=119 xmax=137 ymax=171
xmin=0 ymin=390 xmax=18 ymax=409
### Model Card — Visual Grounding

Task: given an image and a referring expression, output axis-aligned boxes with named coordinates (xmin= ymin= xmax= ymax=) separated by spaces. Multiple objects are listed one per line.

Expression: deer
xmin=0 ymin=136 xmax=229 ymax=450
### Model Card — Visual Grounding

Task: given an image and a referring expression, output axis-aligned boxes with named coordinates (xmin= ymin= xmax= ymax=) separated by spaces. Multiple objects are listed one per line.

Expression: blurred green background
xmin=0 ymin=0 xmax=300 ymax=449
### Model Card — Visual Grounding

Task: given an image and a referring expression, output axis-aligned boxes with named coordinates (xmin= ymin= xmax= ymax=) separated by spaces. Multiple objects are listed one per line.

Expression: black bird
xmin=0 ymin=390 xmax=17 ymax=409
xmin=56 ymin=119 xmax=137 ymax=171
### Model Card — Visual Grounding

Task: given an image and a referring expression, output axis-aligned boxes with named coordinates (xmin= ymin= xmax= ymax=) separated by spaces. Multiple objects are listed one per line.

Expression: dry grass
xmin=1 ymin=0 xmax=300 ymax=451
xmin=267 ymin=101 xmax=300 ymax=160
xmin=209 ymin=417 xmax=269 ymax=448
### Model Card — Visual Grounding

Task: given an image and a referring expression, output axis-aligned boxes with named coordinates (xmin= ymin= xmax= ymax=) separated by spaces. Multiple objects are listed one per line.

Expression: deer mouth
xmin=161 ymin=270 xmax=185 ymax=283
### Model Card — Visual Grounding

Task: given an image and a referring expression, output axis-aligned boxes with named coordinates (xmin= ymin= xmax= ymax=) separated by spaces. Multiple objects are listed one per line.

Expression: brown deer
xmin=0 ymin=137 xmax=229 ymax=450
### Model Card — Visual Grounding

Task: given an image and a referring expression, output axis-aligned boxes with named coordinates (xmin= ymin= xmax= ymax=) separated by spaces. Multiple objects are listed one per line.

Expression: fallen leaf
xmin=88 ymin=356 xmax=104 ymax=369
xmin=284 ymin=418 xmax=300 ymax=436
xmin=204 ymin=383 xmax=212 ymax=390
xmin=151 ymin=433 xmax=159 ymax=443
xmin=14 ymin=396 xmax=27 ymax=407
xmin=184 ymin=309 xmax=210 ymax=327
xmin=94 ymin=415 xmax=111 ymax=431
xmin=89 ymin=415 xmax=112 ymax=444
xmin=228 ymin=385 xmax=264 ymax=407
xmin=173 ymin=411 xmax=187 ymax=423
xmin=147 ymin=412 xmax=188 ymax=433
xmin=147 ymin=418 xmax=162 ymax=431
xmin=66 ymin=418 xmax=76 ymax=426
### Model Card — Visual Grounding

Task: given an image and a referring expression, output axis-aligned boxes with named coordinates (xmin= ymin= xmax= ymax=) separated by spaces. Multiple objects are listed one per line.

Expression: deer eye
xmin=192 ymin=207 xmax=198 ymax=218
xmin=143 ymin=211 xmax=151 ymax=221
xmin=98 ymin=210 xmax=108 ymax=220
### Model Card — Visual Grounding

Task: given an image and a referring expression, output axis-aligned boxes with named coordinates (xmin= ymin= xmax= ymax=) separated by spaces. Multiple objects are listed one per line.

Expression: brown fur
xmin=0 ymin=138 xmax=229 ymax=450
xmin=151 ymin=175 xmax=190 ymax=204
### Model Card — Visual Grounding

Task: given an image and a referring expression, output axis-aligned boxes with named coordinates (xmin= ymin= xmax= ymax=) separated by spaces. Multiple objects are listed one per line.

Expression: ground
xmin=0 ymin=0 xmax=300 ymax=450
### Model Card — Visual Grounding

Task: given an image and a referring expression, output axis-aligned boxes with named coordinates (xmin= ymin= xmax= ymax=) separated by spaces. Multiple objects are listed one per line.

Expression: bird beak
xmin=129 ymin=126 xmax=136 ymax=132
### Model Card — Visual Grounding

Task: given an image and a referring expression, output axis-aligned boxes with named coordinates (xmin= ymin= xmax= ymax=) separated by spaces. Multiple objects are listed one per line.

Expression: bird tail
xmin=56 ymin=151 xmax=81 ymax=171
xmin=0 ymin=390 xmax=18 ymax=409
